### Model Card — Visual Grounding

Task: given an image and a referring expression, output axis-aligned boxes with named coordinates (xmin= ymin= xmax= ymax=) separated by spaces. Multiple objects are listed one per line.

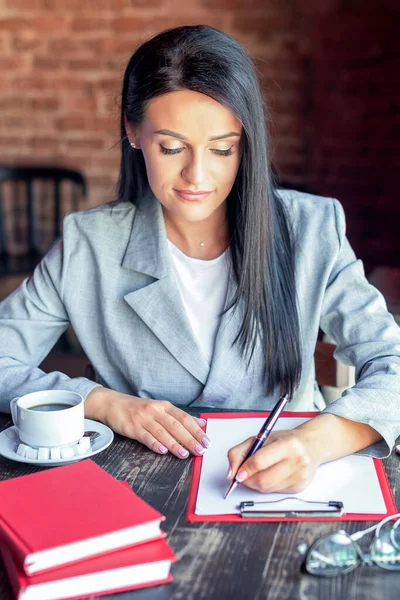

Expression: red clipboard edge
xmin=186 ymin=411 xmax=397 ymax=523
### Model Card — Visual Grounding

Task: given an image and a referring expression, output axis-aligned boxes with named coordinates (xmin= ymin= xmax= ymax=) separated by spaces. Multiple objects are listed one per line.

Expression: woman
xmin=1 ymin=25 xmax=399 ymax=494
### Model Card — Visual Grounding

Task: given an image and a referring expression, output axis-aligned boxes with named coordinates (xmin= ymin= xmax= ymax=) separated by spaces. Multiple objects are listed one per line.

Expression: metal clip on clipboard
xmin=239 ymin=497 xmax=345 ymax=519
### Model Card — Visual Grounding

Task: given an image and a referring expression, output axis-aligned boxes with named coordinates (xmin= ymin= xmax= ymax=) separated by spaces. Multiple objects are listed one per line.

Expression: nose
xmin=181 ymin=150 xmax=207 ymax=186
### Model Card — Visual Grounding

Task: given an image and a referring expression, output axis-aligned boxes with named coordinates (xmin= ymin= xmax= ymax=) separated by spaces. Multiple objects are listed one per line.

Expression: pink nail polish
xmin=178 ymin=447 xmax=189 ymax=458
xmin=194 ymin=444 xmax=206 ymax=455
xmin=236 ymin=469 xmax=248 ymax=482
xmin=201 ymin=436 xmax=211 ymax=448
xmin=227 ymin=468 xmax=232 ymax=479
xmin=158 ymin=445 xmax=168 ymax=454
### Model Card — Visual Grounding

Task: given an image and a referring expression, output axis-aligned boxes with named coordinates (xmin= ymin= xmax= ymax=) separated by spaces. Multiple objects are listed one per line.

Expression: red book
xmin=0 ymin=538 xmax=176 ymax=600
xmin=0 ymin=460 xmax=165 ymax=575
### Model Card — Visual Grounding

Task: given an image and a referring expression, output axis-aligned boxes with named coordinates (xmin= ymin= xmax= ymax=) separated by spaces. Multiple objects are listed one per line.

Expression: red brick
xmin=44 ymin=0 xmax=129 ymax=7
xmin=0 ymin=115 xmax=54 ymax=130
xmin=96 ymin=93 xmax=118 ymax=114
xmin=0 ymin=97 xmax=31 ymax=111
xmin=0 ymin=136 xmax=27 ymax=147
xmin=63 ymin=95 xmax=97 ymax=112
xmin=105 ymin=56 xmax=128 ymax=71
xmin=88 ymin=154 xmax=120 ymax=170
xmin=10 ymin=76 xmax=46 ymax=95
xmin=47 ymin=38 xmax=105 ymax=56
xmin=30 ymin=136 xmax=60 ymax=150
xmin=56 ymin=116 xmax=96 ymax=131
xmin=94 ymin=116 xmax=118 ymax=131
xmin=111 ymin=17 xmax=150 ymax=34
xmin=33 ymin=56 xmax=62 ymax=70
xmin=6 ymin=0 xmax=46 ymax=7
xmin=0 ymin=18 xmax=31 ymax=31
xmin=128 ymin=0 xmax=163 ymax=5
xmin=88 ymin=174 xmax=117 ymax=188
xmin=47 ymin=38 xmax=81 ymax=55
xmin=30 ymin=97 xmax=59 ymax=110
xmin=12 ymin=33 xmax=43 ymax=53
xmin=66 ymin=58 xmax=108 ymax=71
xmin=55 ymin=155 xmax=92 ymax=169
xmin=91 ymin=77 xmax=120 ymax=94
xmin=101 ymin=38 xmax=139 ymax=56
xmin=52 ymin=78 xmax=91 ymax=92
xmin=66 ymin=138 xmax=105 ymax=150
xmin=82 ymin=39 xmax=107 ymax=54
xmin=0 ymin=56 xmax=30 ymax=70
xmin=34 ymin=14 xmax=69 ymax=33
xmin=71 ymin=17 xmax=110 ymax=32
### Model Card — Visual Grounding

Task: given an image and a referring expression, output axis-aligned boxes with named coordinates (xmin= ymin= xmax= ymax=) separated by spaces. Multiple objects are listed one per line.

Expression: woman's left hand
xmin=227 ymin=429 xmax=321 ymax=494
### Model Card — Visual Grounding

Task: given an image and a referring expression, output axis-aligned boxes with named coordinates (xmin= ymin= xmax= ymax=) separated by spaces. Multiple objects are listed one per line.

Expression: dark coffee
xmin=28 ymin=403 xmax=74 ymax=412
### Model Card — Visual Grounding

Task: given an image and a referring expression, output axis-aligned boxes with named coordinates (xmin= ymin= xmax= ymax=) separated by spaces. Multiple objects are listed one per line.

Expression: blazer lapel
xmin=121 ymin=191 xmax=210 ymax=385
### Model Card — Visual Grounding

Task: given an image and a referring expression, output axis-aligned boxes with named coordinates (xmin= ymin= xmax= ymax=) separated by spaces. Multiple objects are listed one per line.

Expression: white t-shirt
xmin=168 ymin=241 xmax=231 ymax=365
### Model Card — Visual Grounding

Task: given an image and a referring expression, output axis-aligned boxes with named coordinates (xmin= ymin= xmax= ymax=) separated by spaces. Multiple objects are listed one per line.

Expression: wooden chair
xmin=0 ymin=166 xmax=87 ymax=299
xmin=314 ymin=340 xmax=352 ymax=388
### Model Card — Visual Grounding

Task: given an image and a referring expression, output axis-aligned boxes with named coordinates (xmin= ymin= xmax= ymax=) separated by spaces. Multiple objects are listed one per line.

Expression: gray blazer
xmin=1 ymin=189 xmax=399 ymax=457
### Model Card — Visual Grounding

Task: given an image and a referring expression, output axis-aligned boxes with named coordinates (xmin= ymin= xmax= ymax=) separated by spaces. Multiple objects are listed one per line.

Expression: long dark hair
xmin=118 ymin=25 xmax=301 ymax=399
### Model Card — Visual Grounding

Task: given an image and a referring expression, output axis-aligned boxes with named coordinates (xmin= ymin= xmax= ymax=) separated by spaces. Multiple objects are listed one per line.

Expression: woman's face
xmin=131 ymin=90 xmax=243 ymax=227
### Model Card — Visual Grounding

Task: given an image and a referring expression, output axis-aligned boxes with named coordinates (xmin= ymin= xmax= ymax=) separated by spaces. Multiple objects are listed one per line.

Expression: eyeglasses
xmin=297 ymin=513 xmax=400 ymax=576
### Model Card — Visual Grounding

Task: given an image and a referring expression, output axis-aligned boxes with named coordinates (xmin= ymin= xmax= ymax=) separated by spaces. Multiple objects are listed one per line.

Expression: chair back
xmin=0 ymin=166 xmax=87 ymax=276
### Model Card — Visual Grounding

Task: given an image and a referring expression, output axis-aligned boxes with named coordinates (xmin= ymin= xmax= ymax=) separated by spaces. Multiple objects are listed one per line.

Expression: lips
xmin=175 ymin=190 xmax=212 ymax=202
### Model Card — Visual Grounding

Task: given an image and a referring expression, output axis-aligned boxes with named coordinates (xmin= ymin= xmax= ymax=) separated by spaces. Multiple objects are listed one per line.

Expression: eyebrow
xmin=153 ymin=129 xmax=241 ymax=141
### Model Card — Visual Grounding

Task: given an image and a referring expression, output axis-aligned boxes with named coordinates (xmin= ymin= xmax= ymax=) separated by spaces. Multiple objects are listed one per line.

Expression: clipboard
xmin=187 ymin=411 xmax=397 ymax=523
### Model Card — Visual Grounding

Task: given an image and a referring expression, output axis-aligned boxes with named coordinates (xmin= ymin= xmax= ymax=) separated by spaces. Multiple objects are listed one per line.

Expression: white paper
xmin=195 ymin=417 xmax=387 ymax=516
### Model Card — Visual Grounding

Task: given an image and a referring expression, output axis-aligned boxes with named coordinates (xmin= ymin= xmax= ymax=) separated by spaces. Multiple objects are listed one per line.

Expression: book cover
xmin=0 ymin=537 xmax=176 ymax=600
xmin=0 ymin=460 xmax=165 ymax=575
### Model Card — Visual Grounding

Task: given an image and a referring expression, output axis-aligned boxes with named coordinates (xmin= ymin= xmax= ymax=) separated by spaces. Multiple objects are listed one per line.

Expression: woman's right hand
xmin=85 ymin=386 xmax=211 ymax=458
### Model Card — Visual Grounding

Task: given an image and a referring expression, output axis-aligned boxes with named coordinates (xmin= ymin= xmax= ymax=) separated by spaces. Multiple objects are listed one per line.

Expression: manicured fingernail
xmin=199 ymin=418 xmax=207 ymax=426
xmin=178 ymin=447 xmax=189 ymax=458
xmin=158 ymin=445 xmax=168 ymax=454
xmin=236 ymin=469 xmax=248 ymax=482
xmin=201 ymin=436 xmax=211 ymax=448
xmin=227 ymin=468 xmax=232 ymax=479
xmin=194 ymin=444 xmax=206 ymax=455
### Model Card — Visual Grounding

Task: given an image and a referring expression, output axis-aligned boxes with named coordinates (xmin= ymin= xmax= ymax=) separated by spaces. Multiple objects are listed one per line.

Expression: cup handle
xmin=10 ymin=397 xmax=19 ymax=427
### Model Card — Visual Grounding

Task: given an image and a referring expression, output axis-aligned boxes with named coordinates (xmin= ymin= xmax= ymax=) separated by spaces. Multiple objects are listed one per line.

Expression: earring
xmin=130 ymin=142 xmax=136 ymax=148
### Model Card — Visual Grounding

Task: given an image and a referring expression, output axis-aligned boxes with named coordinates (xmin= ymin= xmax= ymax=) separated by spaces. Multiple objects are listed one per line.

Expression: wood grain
xmin=0 ymin=411 xmax=399 ymax=600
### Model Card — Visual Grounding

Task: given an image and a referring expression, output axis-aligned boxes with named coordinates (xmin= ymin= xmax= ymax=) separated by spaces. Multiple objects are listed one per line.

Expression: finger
xmin=146 ymin=420 xmax=205 ymax=459
xmin=241 ymin=458 xmax=293 ymax=493
xmin=245 ymin=466 xmax=312 ymax=494
xmin=227 ymin=436 xmax=257 ymax=479
xmin=236 ymin=437 xmax=293 ymax=482
xmin=165 ymin=407 xmax=211 ymax=450
xmin=193 ymin=417 xmax=207 ymax=428
xmin=140 ymin=424 xmax=191 ymax=458
xmin=135 ymin=427 xmax=171 ymax=456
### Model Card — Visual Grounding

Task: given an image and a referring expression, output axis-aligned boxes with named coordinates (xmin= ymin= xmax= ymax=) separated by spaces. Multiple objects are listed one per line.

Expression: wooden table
xmin=0 ymin=409 xmax=399 ymax=600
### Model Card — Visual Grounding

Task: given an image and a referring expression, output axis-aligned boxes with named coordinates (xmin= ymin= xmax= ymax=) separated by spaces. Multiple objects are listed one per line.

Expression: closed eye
xmin=159 ymin=145 xmax=234 ymax=157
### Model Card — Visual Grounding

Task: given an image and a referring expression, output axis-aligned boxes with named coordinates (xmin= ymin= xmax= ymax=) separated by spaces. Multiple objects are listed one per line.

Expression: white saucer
xmin=0 ymin=419 xmax=114 ymax=467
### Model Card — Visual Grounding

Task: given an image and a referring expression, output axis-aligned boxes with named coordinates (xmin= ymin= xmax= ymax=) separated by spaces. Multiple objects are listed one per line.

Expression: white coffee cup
xmin=10 ymin=390 xmax=85 ymax=448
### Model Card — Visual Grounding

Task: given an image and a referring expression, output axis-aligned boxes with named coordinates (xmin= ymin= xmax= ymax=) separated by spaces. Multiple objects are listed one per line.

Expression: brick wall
xmin=0 ymin=0 xmax=399 ymax=269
